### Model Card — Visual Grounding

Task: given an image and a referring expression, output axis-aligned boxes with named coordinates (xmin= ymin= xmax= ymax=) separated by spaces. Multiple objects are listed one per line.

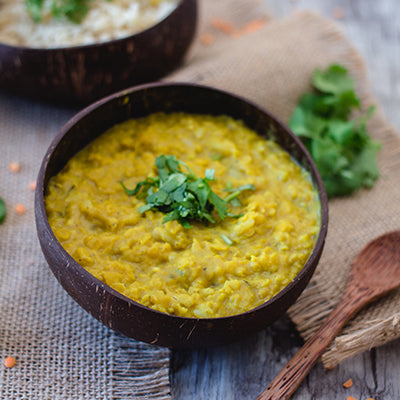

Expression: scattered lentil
xmin=211 ymin=18 xmax=234 ymax=34
xmin=231 ymin=17 xmax=269 ymax=38
xmin=4 ymin=356 xmax=15 ymax=368
xmin=343 ymin=378 xmax=353 ymax=388
xmin=200 ymin=33 xmax=214 ymax=46
xmin=8 ymin=162 xmax=21 ymax=173
xmin=15 ymin=203 xmax=26 ymax=215
xmin=208 ymin=16 xmax=269 ymax=40
xmin=29 ymin=181 xmax=37 ymax=191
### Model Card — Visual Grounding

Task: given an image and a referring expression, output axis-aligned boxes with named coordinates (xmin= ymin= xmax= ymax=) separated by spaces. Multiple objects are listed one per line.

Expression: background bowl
xmin=0 ymin=0 xmax=197 ymax=105
xmin=35 ymin=83 xmax=328 ymax=349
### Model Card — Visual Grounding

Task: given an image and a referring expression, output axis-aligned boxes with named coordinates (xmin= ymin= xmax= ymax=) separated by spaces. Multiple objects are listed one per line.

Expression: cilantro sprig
xmin=0 ymin=197 xmax=6 ymax=224
xmin=121 ymin=155 xmax=255 ymax=228
xmin=289 ymin=64 xmax=380 ymax=198
xmin=25 ymin=0 xmax=96 ymax=23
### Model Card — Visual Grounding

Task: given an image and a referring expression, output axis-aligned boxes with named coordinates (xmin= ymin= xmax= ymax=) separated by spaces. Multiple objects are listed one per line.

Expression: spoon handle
xmin=257 ymin=287 xmax=374 ymax=400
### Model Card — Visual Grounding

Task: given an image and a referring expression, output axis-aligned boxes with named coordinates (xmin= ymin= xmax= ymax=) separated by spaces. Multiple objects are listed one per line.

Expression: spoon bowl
xmin=349 ymin=231 xmax=400 ymax=292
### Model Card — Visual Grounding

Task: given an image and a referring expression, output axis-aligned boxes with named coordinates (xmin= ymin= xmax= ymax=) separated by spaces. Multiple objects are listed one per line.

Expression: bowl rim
xmin=36 ymin=81 xmax=328 ymax=323
xmin=0 ymin=0 xmax=189 ymax=51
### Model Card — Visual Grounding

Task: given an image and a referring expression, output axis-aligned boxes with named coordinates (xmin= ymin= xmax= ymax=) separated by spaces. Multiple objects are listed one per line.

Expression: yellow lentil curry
xmin=46 ymin=113 xmax=320 ymax=318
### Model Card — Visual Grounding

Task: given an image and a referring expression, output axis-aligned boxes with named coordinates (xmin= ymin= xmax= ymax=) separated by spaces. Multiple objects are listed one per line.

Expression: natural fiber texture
xmin=168 ymin=0 xmax=400 ymax=368
xmin=1 ymin=3 xmax=399 ymax=399
xmin=0 ymin=77 xmax=170 ymax=400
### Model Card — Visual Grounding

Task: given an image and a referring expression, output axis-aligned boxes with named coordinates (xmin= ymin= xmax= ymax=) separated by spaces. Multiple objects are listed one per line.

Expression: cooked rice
xmin=0 ymin=0 xmax=178 ymax=48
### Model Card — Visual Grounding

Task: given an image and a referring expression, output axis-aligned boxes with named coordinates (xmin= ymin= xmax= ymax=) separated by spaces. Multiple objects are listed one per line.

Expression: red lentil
xmin=211 ymin=18 xmax=234 ymax=34
xmin=4 ymin=356 xmax=15 ymax=368
xmin=231 ymin=17 xmax=268 ymax=38
xmin=29 ymin=181 xmax=37 ymax=191
xmin=15 ymin=203 xmax=26 ymax=215
xmin=343 ymin=378 xmax=353 ymax=388
xmin=8 ymin=162 xmax=21 ymax=173
xmin=200 ymin=33 xmax=214 ymax=46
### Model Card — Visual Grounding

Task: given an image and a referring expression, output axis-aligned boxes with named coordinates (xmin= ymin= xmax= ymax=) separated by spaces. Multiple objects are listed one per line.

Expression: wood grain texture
xmin=171 ymin=1 xmax=400 ymax=399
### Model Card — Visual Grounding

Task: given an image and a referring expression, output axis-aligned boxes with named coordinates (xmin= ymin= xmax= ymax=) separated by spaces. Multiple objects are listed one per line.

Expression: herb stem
xmin=224 ymin=191 xmax=241 ymax=203
xmin=220 ymin=234 xmax=233 ymax=245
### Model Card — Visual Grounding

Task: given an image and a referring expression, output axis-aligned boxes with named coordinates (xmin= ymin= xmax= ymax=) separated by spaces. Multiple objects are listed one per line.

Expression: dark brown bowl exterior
xmin=0 ymin=0 xmax=196 ymax=105
xmin=35 ymin=83 xmax=328 ymax=349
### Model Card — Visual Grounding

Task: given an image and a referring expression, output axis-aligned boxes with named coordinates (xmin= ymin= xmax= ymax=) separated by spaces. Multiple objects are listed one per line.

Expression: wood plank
xmin=172 ymin=316 xmax=400 ymax=398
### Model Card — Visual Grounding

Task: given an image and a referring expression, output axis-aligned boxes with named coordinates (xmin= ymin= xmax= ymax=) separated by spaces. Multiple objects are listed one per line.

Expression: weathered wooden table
xmin=171 ymin=1 xmax=400 ymax=399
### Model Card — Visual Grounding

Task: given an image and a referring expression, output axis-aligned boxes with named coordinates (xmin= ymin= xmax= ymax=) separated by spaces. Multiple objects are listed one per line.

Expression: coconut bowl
xmin=35 ymin=82 xmax=328 ymax=349
xmin=0 ymin=0 xmax=197 ymax=105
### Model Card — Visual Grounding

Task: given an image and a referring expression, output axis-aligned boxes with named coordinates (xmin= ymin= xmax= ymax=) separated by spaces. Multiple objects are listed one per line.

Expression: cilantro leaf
xmin=120 ymin=177 xmax=159 ymax=197
xmin=312 ymin=64 xmax=360 ymax=119
xmin=289 ymin=63 xmax=380 ymax=198
xmin=207 ymin=190 xmax=228 ymax=220
xmin=25 ymin=0 xmax=45 ymax=22
xmin=313 ymin=64 xmax=355 ymax=96
xmin=51 ymin=0 xmax=92 ymax=23
xmin=289 ymin=104 xmax=326 ymax=140
xmin=25 ymin=0 xmax=94 ymax=23
xmin=0 ymin=197 xmax=6 ymax=224
xmin=121 ymin=155 xmax=255 ymax=228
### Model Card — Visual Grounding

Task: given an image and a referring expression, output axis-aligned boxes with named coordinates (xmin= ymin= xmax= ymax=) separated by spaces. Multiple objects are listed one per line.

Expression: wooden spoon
xmin=257 ymin=230 xmax=400 ymax=400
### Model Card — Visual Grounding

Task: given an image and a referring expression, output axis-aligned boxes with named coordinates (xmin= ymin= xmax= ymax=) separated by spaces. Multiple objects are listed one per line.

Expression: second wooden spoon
xmin=257 ymin=230 xmax=400 ymax=400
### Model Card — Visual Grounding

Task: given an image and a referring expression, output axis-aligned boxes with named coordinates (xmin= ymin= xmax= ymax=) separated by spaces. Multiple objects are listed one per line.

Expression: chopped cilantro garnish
xmin=224 ymin=183 xmax=256 ymax=206
xmin=289 ymin=64 xmax=380 ymax=198
xmin=0 ymin=197 xmax=6 ymax=224
xmin=25 ymin=0 xmax=99 ymax=23
xmin=25 ymin=0 xmax=45 ymax=22
xmin=121 ymin=155 xmax=255 ymax=228
xmin=220 ymin=234 xmax=233 ymax=246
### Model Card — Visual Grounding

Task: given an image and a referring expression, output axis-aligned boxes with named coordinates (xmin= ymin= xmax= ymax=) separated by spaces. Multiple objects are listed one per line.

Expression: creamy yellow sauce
xmin=46 ymin=113 xmax=320 ymax=318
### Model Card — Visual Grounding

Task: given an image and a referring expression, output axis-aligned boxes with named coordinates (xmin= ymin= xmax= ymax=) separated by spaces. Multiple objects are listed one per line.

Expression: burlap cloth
xmin=1 ymin=1 xmax=399 ymax=398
